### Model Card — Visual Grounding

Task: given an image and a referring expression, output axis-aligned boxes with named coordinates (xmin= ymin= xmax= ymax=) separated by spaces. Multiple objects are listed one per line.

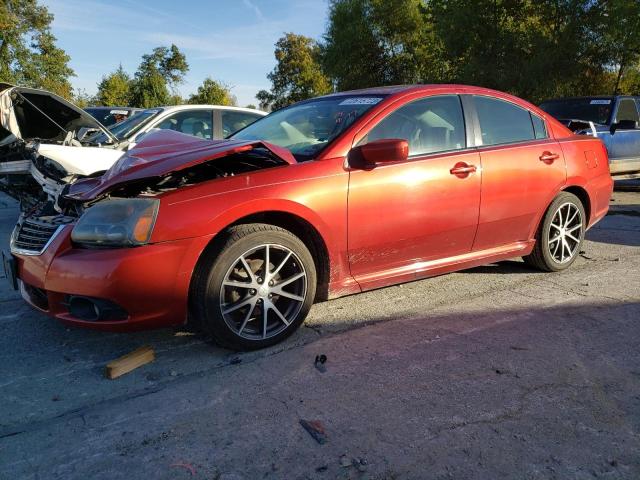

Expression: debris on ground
xmin=579 ymin=251 xmax=594 ymax=260
xmin=169 ymin=462 xmax=197 ymax=476
xmin=174 ymin=331 xmax=195 ymax=337
xmin=314 ymin=354 xmax=327 ymax=373
xmin=339 ymin=455 xmax=351 ymax=467
xmin=229 ymin=357 xmax=242 ymax=365
xmin=105 ymin=346 xmax=155 ymax=379
xmin=299 ymin=419 xmax=327 ymax=444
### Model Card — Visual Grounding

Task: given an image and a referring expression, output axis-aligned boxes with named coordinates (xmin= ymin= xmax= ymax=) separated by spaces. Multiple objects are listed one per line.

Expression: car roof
xmin=85 ymin=106 xmax=141 ymax=111
xmin=317 ymin=84 xmax=533 ymax=100
xmin=147 ymin=105 xmax=267 ymax=115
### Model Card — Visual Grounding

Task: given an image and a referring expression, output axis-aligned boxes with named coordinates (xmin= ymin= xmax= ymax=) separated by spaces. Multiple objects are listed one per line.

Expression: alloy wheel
xmin=547 ymin=202 xmax=582 ymax=264
xmin=219 ymin=244 xmax=307 ymax=340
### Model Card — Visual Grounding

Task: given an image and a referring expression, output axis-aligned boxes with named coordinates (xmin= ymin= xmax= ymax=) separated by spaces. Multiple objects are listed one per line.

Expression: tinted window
xmin=155 ymin=110 xmax=213 ymax=139
xmin=475 ymin=96 xmax=535 ymax=146
xmin=615 ymin=99 xmax=640 ymax=125
xmin=222 ymin=111 xmax=262 ymax=138
xmin=531 ymin=113 xmax=547 ymax=139
xmin=539 ymin=98 xmax=612 ymax=125
xmin=86 ymin=109 xmax=160 ymax=143
xmin=362 ymin=95 xmax=466 ymax=156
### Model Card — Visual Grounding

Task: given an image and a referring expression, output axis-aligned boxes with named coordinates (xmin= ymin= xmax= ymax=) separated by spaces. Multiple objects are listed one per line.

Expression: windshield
xmin=85 ymin=108 xmax=134 ymax=127
xmin=230 ymin=95 xmax=387 ymax=161
xmin=539 ymin=98 xmax=613 ymax=125
xmin=86 ymin=109 xmax=161 ymax=144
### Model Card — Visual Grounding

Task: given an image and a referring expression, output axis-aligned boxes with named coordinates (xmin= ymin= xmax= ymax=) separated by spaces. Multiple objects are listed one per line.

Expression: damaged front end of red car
xmin=8 ymin=130 xmax=296 ymax=329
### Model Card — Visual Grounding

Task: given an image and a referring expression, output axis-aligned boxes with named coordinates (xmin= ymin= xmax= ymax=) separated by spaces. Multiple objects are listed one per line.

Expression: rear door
xmin=469 ymin=95 xmax=566 ymax=251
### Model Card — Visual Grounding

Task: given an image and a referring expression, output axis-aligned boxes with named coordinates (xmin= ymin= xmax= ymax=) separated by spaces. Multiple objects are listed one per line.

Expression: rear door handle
xmin=539 ymin=151 xmax=559 ymax=164
xmin=450 ymin=162 xmax=477 ymax=177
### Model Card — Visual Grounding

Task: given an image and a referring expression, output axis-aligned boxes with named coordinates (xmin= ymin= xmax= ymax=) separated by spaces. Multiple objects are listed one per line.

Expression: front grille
xmin=11 ymin=216 xmax=72 ymax=255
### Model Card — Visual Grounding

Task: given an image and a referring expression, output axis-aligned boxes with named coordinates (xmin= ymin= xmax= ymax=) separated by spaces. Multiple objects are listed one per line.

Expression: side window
xmin=474 ymin=96 xmax=535 ymax=146
xmin=154 ymin=110 xmax=213 ymax=139
xmin=221 ymin=111 xmax=262 ymax=138
xmin=615 ymin=99 xmax=639 ymax=126
xmin=361 ymin=95 xmax=466 ymax=156
xmin=530 ymin=113 xmax=548 ymax=139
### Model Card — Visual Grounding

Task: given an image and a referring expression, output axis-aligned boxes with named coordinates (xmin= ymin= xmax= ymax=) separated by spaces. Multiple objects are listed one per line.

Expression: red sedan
xmin=6 ymin=85 xmax=613 ymax=350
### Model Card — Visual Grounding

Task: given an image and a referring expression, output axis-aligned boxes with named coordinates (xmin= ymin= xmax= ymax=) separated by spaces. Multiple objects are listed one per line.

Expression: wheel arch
xmin=189 ymin=209 xmax=332 ymax=307
xmin=562 ymin=184 xmax=592 ymax=225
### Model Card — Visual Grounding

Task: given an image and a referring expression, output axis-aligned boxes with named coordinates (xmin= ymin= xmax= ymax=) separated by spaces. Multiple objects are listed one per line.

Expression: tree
xmin=130 ymin=44 xmax=189 ymax=108
xmin=261 ymin=33 xmax=331 ymax=110
xmin=96 ymin=65 xmax=131 ymax=106
xmin=597 ymin=0 xmax=640 ymax=94
xmin=0 ymin=0 xmax=75 ymax=98
xmin=256 ymin=89 xmax=274 ymax=111
xmin=188 ymin=77 xmax=236 ymax=105
xmin=73 ymin=88 xmax=94 ymax=108
xmin=245 ymin=103 xmax=257 ymax=110
xmin=424 ymin=0 xmax=612 ymax=102
xmin=322 ymin=0 xmax=434 ymax=90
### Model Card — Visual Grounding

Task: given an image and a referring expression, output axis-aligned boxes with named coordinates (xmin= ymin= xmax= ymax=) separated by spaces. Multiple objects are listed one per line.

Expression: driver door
xmin=347 ymin=95 xmax=481 ymax=290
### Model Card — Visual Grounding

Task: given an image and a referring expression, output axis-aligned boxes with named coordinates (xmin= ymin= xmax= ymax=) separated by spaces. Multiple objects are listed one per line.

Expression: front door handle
xmin=539 ymin=151 xmax=560 ymax=164
xmin=450 ymin=162 xmax=477 ymax=177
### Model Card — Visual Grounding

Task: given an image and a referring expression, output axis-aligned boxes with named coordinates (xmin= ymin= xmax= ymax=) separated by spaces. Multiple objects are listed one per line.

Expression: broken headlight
xmin=71 ymin=198 xmax=159 ymax=247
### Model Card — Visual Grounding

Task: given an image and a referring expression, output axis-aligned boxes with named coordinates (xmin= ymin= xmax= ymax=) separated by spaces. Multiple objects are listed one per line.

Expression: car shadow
xmin=586 ymin=204 xmax=640 ymax=247
xmin=463 ymin=260 xmax=536 ymax=275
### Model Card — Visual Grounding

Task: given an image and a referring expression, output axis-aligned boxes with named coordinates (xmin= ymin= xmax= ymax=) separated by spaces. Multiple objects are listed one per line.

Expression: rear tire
xmin=524 ymin=192 xmax=585 ymax=272
xmin=192 ymin=224 xmax=316 ymax=351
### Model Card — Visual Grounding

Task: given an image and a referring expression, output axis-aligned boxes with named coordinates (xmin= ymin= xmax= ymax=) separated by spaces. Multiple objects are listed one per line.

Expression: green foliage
xmin=322 ymin=0 xmax=640 ymax=102
xmin=96 ymin=65 xmax=131 ymax=106
xmin=256 ymin=90 xmax=273 ymax=111
xmin=597 ymin=0 xmax=640 ymax=94
xmin=245 ymin=104 xmax=257 ymax=110
xmin=129 ymin=44 xmax=189 ymax=108
xmin=167 ymin=94 xmax=184 ymax=106
xmin=323 ymin=0 xmax=433 ymax=90
xmin=73 ymin=88 xmax=94 ymax=108
xmin=261 ymin=33 xmax=331 ymax=110
xmin=130 ymin=69 xmax=170 ymax=108
xmin=0 ymin=0 xmax=75 ymax=98
xmin=188 ymin=77 xmax=236 ymax=105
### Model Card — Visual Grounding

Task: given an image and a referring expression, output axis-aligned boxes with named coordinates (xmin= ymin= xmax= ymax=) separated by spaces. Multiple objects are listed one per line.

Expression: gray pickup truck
xmin=539 ymin=96 xmax=640 ymax=176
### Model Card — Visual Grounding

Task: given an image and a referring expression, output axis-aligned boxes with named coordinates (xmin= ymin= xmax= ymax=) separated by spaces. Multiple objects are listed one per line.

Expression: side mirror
xmin=349 ymin=139 xmax=409 ymax=168
xmin=610 ymin=119 xmax=637 ymax=135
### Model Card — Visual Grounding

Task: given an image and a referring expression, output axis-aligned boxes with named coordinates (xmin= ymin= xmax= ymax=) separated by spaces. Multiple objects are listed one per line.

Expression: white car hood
xmin=36 ymin=144 xmax=125 ymax=176
xmin=0 ymin=83 xmax=117 ymax=144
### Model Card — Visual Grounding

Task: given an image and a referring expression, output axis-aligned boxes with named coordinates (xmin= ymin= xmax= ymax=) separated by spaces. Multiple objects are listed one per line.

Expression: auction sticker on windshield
xmin=339 ymin=97 xmax=383 ymax=105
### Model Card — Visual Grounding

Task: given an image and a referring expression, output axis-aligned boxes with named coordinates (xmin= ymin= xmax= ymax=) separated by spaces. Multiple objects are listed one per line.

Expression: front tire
xmin=524 ymin=192 xmax=586 ymax=272
xmin=192 ymin=224 xmax=316 ymax=351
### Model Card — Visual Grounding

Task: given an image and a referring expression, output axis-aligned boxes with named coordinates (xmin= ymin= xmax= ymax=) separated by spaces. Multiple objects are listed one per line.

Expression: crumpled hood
xmin=65 ymin=129 xmax=296 ymax=201
xmin=0 ymin=83 xmax=116 ymax=144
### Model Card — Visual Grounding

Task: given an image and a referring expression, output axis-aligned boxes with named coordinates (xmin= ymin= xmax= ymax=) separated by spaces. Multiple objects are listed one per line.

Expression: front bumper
xmin=14 ymin=226 xmax=214 ymax=331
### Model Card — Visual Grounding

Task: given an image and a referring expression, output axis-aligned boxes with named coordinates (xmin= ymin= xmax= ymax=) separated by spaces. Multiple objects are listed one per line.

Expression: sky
xmin=41 ymin=0 xmax=330 ymax=107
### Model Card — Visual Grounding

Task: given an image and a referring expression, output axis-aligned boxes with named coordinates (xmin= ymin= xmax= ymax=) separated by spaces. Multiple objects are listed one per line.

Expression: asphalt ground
xmin=0 ymin=183 xmax=639 ymax=480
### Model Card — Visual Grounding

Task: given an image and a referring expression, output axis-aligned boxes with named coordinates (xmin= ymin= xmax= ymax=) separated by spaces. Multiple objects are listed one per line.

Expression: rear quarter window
xmin=531 ymin=113 xmax=548 ymax=139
